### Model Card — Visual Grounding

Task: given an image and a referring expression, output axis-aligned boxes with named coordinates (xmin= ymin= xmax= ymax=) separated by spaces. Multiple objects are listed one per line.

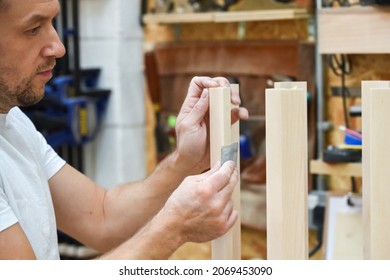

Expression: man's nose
xmin=41 ymin=26 xmax=66 ymax=59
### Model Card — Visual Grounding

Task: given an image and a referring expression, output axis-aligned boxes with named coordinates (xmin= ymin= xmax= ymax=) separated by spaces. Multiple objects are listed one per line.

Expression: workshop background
xmin=28 ymin=0 xmax=390 ymax=260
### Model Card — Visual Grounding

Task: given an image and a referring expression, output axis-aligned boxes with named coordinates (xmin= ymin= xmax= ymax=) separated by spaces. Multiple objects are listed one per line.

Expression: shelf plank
xmin=310 ymin=160 xmax=362 ymax=177
xmin=214 ymin=9 xmax=309 ymax=23
xmin=318 ymin=6 xmax=390 ymax=54
xmin=143 ymin=12 xmax=214 ymax=24
xmin=143 ymin=9 xmax=309 ymax=25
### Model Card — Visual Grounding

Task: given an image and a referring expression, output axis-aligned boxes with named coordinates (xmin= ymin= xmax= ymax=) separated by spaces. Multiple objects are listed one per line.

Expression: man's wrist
xmin=153 ymin=209 xmax=187 ymax=249
xmin=133 ymin=210 xmax=186 ymax=259
xmin=168 ymin=149 xmax=204 ymax=176
xmin=164 ymin=150 xmax=190 ymax=176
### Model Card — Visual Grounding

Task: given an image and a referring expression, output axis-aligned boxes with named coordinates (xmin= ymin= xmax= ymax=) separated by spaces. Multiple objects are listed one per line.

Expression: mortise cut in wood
xmin=266 ymin=81 xmax=308 ymax=260
xmin=209 ymin=85 xmax=241 ymax=260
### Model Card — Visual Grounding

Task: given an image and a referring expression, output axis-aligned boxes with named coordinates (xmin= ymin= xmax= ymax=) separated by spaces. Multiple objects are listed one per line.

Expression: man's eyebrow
xmin=23 ymin=10 xmax=60 ymax=26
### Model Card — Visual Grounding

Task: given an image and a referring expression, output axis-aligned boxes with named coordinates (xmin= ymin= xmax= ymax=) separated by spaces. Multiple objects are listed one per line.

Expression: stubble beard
xmin=16 ymin=79 xmax=44 ymax=107
xmin=0 ymin=58 xmax=55 ymax=110
xmin=0 ymin=73 xmax=44 ymax=109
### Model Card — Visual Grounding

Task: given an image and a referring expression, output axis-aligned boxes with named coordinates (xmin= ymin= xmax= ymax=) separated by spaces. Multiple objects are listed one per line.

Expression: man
xmin=0 ymin=0 xmax=249 ymax=259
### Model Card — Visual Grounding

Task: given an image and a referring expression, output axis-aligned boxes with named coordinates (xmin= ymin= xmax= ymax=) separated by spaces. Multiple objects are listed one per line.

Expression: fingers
xmin=183 ymin=88 xmax=210 ymax=125
xmin=211 ymin=77 xmax=231 ymax=88
xmin=218 ymin=199 xmax=238 ymax=233
xmin=212 ymin=77 xmax=241 ymax=105
xmin=238 ymin=107 xmax=249 ymax=119
xmin=182 ymin=76 xmax=248 ymax=122
xmin=186 ymin=76 xmax=247 ymax=107
xmin=178 ymin=77 xmax=220 ymax=124
xmin=196 ymin=161 xmax=221 ymax=181
xmin=187 ymin=77 xmax=224 ymax=98
xmin=231 ymin=107 xmax=249 ymax=125
xmin=229 ymin=83 xmax=240 ymax=106
xmin=205 ymin=161 xmax=238 ymax=193
xmin=187 ymin=76 xmax=231 ymax=99
xmin=225 ymin=204 xmax=238 ymax=230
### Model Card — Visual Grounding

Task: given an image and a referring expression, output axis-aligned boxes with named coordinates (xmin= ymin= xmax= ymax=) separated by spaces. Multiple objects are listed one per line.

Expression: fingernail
xmin=226 ymin=160 xmax=236 ymax=168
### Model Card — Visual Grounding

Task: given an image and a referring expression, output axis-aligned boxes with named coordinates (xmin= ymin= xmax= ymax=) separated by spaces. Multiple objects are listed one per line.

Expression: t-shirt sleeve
xmin=12 ymin=107 xmax=66 ymax=179
xmin=0 ymin=187 xmax=18 ymax=232
xmin=36 ymin=131 xmax=66 ymax=179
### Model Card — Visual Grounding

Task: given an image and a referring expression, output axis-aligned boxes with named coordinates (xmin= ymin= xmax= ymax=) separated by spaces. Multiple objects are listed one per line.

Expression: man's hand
xmin=173 ymin=76 xmax=249 ymax=175
xmin=159 ymin=161 xmax=239 ymax=244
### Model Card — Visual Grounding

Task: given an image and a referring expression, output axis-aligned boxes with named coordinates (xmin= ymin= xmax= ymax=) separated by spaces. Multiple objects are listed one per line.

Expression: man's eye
xmin=27 ymin=26 xmax=41 ymax=35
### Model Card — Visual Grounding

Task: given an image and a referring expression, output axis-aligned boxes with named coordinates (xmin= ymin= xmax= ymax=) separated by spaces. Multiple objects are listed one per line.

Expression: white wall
xmin=79 ymin=0 xmax=146 ymax=188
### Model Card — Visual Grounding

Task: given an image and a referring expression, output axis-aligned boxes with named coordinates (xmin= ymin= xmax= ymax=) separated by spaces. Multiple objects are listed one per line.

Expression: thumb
xmin=204 ymin=161 xmax=236 ymax=192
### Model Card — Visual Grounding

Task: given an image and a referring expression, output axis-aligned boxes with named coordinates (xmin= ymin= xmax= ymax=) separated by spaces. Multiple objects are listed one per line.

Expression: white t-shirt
xmin=0 ymin=107 xmax=66 ymax=259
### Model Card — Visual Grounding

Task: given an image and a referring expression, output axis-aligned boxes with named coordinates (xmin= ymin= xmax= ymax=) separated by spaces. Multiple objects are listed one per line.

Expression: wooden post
xmin=230 ymin=84 xmax=241 ymax=260
xmin=266 ymin=81 xmax=308 ymax=260
xmin=209 ymin=85 xmax=241 ymax=260
xmin=362 ymin=81 xmax=390 ymax=259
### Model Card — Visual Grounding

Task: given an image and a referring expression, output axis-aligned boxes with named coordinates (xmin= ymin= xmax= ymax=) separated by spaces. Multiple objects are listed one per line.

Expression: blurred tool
xmin=240 ymin=134 xmax=253 ymax=160
xmin=190 ymin=0 xmax=239 ymax=11
xmin=323 ymin=145 xmax=361 ymax=163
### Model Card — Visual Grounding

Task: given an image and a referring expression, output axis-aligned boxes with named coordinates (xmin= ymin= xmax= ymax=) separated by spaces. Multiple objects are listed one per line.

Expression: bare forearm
xmin=97 ymin=210 xmax=184 ymax=260
xmin=98 ymin=152 xmax=188 ymax=251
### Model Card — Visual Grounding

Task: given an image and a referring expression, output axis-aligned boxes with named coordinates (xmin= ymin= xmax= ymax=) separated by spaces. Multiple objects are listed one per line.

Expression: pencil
xmin=339 ymin=125 xmax=362 ymax=139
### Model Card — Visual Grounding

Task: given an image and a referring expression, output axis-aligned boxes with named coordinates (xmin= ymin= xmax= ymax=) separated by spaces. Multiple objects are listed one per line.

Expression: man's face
xmin=0 ymin=0 xmax=66 ymax=113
